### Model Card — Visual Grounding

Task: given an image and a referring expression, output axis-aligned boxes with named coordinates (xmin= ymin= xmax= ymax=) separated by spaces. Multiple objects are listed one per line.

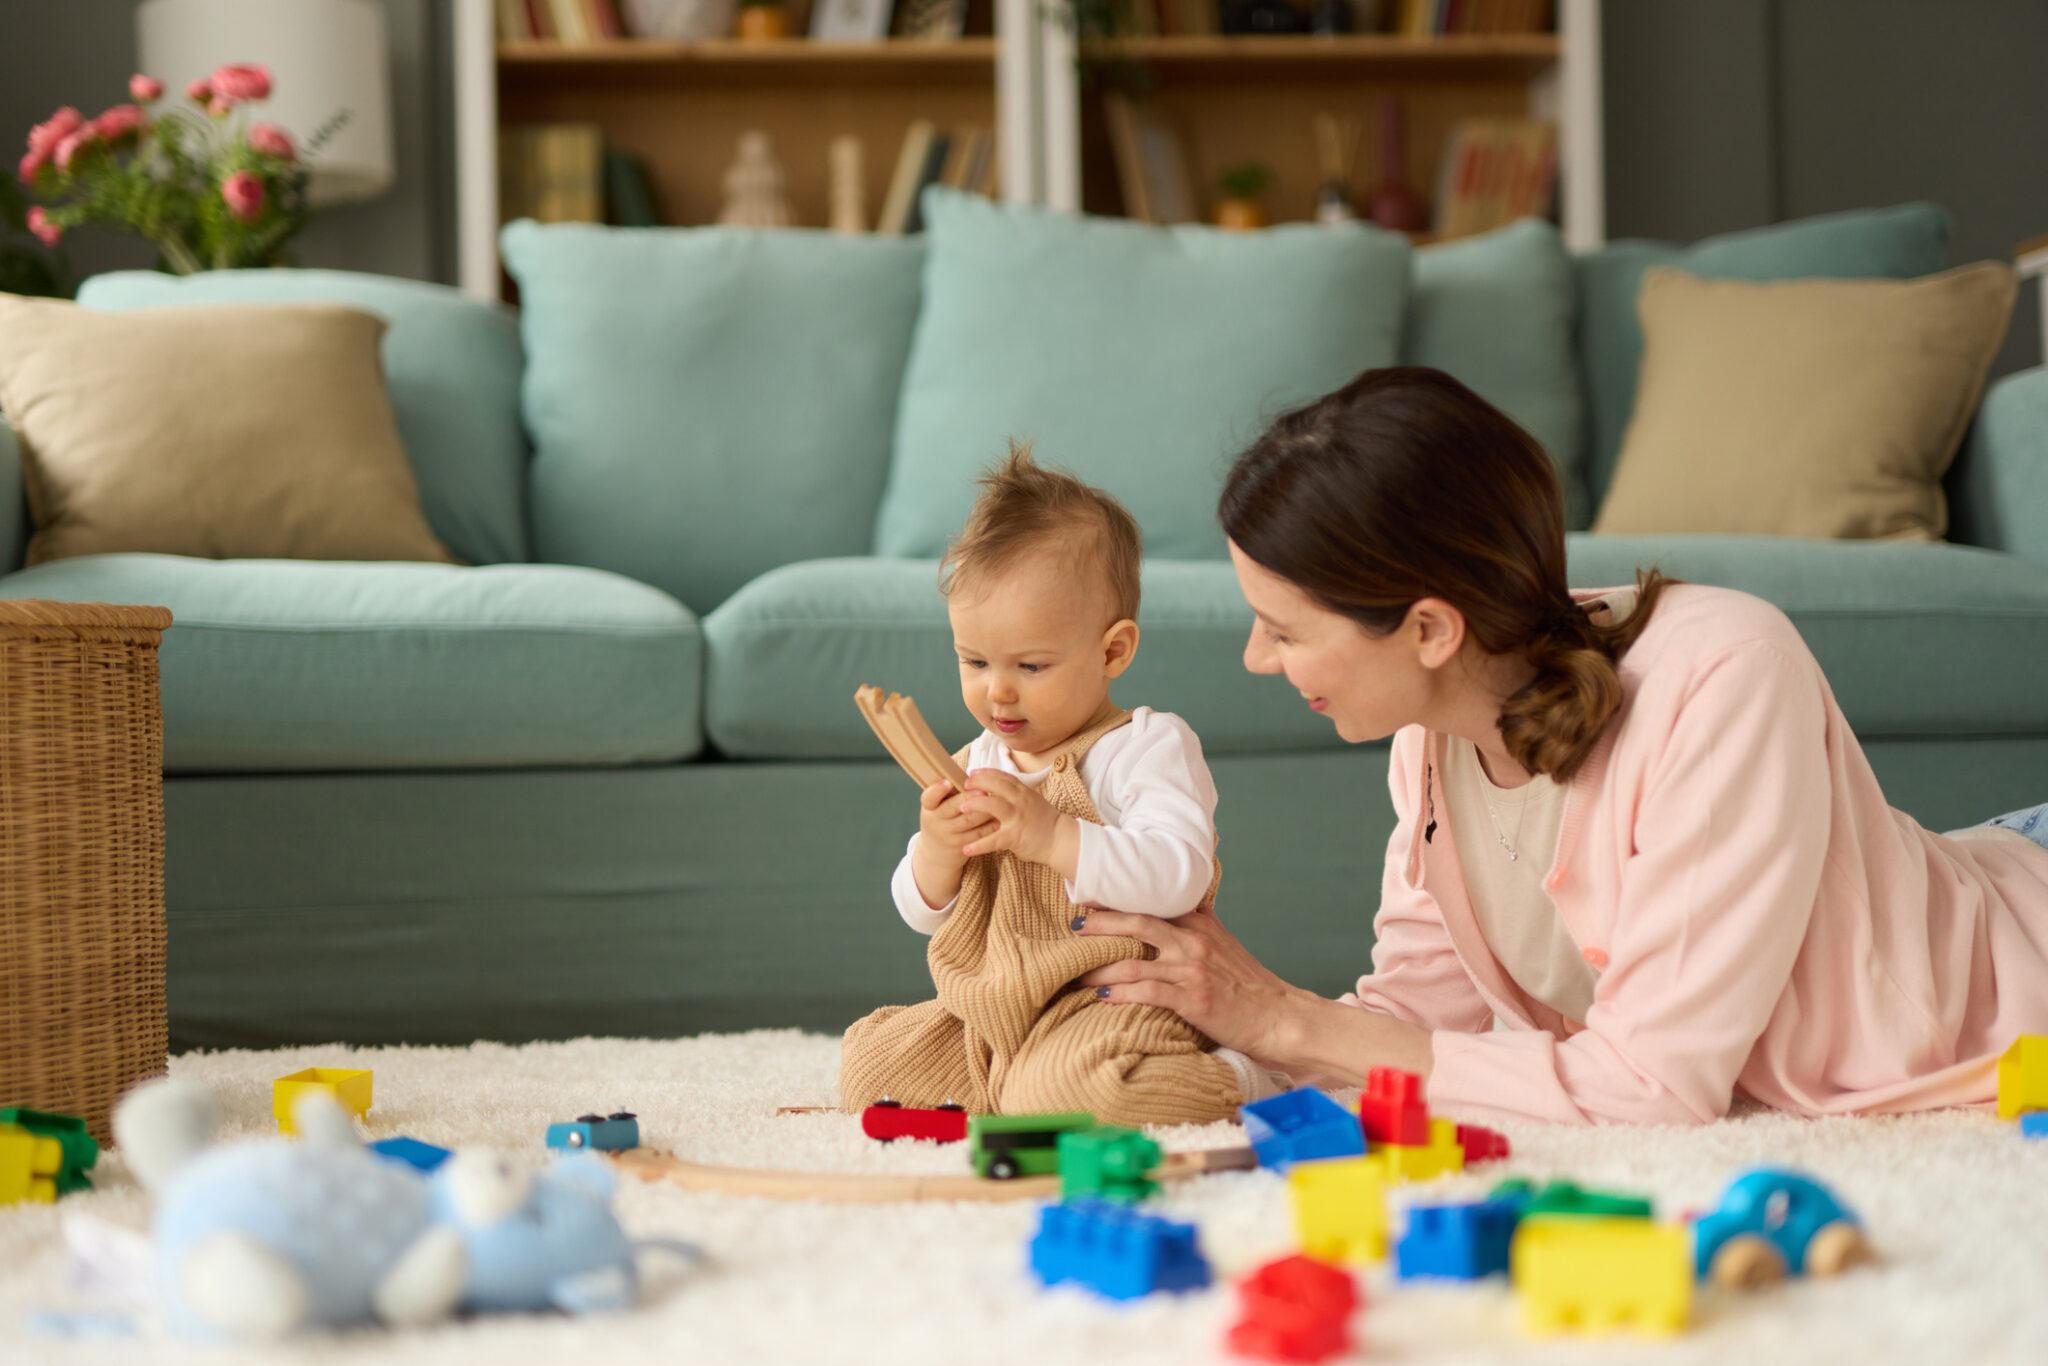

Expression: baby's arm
xmin=891 ymin=833 xmax=956 ymax=935
xmin=1068 ymin=713 xmax=1219 ymax=919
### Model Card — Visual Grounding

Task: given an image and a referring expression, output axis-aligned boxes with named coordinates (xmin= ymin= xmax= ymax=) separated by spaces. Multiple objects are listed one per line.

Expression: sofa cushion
xmin=1575 ymin=202 xmax=1952 ymax=508
xmin=704 ymin=540 xmax=2048 ymax=760
xmin=76 ymin=269 xmax=529 ymax=568
xmin=1568 ymin=536 xmax=2048 ymax=736
xmin=500 ymin=220 xmax=925 ymax=616
xmin=1594 ymin=263 xmax=2017 ymax=541
xmin=703 ymin=557 xmax=1333 ymax=760
xmin=1409 ymin=219 xmax=1589 ymax=527
xmin=873 ymin=189 xmax=1412 ymax=561
xmin=0 ymin=554 xmax=702 ymax=771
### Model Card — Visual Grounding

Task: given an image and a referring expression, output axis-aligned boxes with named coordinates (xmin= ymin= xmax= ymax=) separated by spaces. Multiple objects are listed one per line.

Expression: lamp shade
xmin=136 ymin=0 xmax=394 ymax=205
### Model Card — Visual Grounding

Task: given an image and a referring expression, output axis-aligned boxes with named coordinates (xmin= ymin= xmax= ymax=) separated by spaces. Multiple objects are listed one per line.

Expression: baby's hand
xmin=918 ymin=780 xmax=994 ymax=864
xmin=956 ymin=770 xmax=1071 ymax=867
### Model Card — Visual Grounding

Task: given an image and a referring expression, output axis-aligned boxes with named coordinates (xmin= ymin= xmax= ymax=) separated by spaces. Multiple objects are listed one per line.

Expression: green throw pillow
xmin=873 ymin=188 xmax=1412 ymax=560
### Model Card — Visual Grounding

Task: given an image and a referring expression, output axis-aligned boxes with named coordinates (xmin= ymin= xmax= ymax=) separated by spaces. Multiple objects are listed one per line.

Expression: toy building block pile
xmin=855 ymin=685 xmax=970 ymax=791
xmin=0 ymin=1108 xmax=98 ymax=1205
xmin=1998 ymin=1035 xmax=2048 ymax=1138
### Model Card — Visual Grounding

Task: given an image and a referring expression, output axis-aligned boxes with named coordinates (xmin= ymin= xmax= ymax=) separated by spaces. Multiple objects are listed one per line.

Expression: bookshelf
xmin=452 ymin=0 xmax=1604 ymax=299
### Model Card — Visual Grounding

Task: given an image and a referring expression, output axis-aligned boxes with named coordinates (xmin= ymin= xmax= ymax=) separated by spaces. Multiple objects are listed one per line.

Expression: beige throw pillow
xmin=0 ymin=295 xmax=455 ymax=565
xmin=1592 ymin=262 xmax=2017 ymax=540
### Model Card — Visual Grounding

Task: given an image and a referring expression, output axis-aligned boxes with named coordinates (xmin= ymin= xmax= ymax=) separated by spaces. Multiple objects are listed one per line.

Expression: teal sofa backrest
xmin=76 ymin=269 xmax=530 ymax=567
xmin=500 ymin=221 xmax=926 ymax=618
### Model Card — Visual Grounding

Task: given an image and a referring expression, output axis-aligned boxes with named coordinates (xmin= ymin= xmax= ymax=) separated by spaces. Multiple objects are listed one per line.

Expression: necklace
xmin=1476 ymin=749 xmax=1532 ymax=861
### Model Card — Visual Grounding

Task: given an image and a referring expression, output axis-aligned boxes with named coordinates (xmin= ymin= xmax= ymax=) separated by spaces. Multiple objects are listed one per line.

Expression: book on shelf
xmin=500 ymin=124 xmax=606 ymax=223
xmin=497 ymin=0 xmax=625 ymax=41
xmin=1431 ymin=117 xmax=1556 ymax=239
xmin=603 ymin=150 xmax=664 ymax=226
xmin=1394 ymin=0 xmax=1551 ymax=35
xmin=876 ymin=122 xmax=994 ymax=234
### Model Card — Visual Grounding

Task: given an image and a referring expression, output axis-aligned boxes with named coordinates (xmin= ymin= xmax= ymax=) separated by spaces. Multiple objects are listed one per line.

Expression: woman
xmin=1076 ymin=367 xmax=2048 ymax=1126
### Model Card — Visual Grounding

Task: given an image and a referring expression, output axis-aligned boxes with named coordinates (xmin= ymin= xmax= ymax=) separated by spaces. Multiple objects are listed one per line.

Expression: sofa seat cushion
xmin=0 ymin=554 xmax=702 ymax=772
xmin=1567 ymin=536 xmax=2048 ymax=737
xmin=705 ymin=541 xmax=2048 ymax=760
xmin=703 ymin=558 xmax=1334 ymax=760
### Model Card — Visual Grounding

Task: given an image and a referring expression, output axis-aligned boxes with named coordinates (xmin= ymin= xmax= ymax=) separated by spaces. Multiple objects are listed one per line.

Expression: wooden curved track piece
xmin=612 ymin=1144 xmax=1258 ymax=1204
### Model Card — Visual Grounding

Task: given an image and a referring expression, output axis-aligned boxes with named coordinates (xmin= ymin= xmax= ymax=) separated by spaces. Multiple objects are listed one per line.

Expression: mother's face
xmin=1227 ymin=539 xmax=1439 ymax=746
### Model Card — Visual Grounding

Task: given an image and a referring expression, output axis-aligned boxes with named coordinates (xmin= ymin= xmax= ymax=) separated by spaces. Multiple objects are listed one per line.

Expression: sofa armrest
xmin=0 ymin=417 xmax=25 ymax=574
xmin=1949 ymin=366 xmax=2048 ymax=568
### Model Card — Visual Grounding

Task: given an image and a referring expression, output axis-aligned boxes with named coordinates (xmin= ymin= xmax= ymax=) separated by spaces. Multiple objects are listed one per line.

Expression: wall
xmin=1604 ymin=0 xmax=2047 ymax=375
xmin=0 ymin=0 xmax=453 ymax=285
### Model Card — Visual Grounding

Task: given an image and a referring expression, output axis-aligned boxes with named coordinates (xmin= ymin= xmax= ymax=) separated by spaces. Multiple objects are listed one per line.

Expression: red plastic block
xmin=1455 ymin=1123 xmax=1510 ymax=1165
xmin=1358 ymin=1067 xmax=1429 ymax=1147
xmin=1227 ymin=1254 xmax=1361 ymax=1364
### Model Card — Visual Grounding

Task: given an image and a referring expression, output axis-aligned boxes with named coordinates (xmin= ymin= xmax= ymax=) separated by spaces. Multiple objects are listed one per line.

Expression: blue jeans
xmin=1982 ymin=802 xmax=2048 ymax=851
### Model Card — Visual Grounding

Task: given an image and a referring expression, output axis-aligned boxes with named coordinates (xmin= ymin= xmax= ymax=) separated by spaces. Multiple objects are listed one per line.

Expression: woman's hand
xmin=1073 ymin=903 xmax=1311 ymax=1066
xmin=1075 ymin=904 xmax=1436 ymax=1085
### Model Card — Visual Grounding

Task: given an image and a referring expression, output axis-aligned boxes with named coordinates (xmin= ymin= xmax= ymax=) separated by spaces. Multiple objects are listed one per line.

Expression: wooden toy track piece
xmin=611 ymin=1144 xmax=1258 ymax=1205
xmin=854 ymin=686 xmax=970 ymax=791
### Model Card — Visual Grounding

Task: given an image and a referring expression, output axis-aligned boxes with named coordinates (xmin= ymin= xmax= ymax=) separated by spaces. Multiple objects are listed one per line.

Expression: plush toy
xmin=114 ymin=1079 xmax=463 ymax=1344
xmin=112 ymin=1079 xmax=704 ymax=1343
xmin=432 ymin=1147 xmax=699 ymax=1313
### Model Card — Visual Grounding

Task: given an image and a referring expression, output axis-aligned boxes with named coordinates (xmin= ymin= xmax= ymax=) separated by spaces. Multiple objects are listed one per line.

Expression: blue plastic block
xmin=1241 ymin=1088 xmax=1365 ymax=1171
xmin=1028 ymin=1198 xmax=1212 ymax=1300
xmin=1395 ymin=1199 xmax=1520 ymax=1280
xmin=367 ymin=1136 xmax=452 ymax=1173
xmin=2021 ymin=1112 xmax=2048 ymax=1139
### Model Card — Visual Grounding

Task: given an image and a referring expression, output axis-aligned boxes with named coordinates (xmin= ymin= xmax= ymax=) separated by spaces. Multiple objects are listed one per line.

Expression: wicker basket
xmin=0 ymin=599 xmax=172 ymax=1143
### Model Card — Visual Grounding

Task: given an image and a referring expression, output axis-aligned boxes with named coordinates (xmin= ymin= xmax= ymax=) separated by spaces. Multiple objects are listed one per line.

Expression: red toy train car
xmin=861 ymin=1099 xmax=969 ymax=1144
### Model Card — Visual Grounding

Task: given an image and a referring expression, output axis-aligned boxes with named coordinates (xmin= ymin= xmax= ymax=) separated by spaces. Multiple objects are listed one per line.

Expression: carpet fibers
xmin=3 ymin=1031 xmax=2045 ymax=1365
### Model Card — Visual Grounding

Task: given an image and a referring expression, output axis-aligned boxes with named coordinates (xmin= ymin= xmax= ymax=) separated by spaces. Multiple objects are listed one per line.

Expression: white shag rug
xmin=3 ymin=1030 xmax=2046 ymax=1366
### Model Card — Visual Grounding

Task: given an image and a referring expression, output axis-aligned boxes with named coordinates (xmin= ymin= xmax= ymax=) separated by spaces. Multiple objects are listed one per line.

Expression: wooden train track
xmin=612 ymin=1143 xmax=1259 ymax=1205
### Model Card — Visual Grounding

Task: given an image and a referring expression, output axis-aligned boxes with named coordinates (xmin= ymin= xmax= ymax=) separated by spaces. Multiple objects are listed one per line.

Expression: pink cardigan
xmin=1344 ymin=583 xmax=2048 ymax=1126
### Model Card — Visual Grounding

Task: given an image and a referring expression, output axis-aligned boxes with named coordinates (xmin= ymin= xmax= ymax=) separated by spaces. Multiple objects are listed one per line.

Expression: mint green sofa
xmin=2 ymin=197 xmax=2044 ymax=1050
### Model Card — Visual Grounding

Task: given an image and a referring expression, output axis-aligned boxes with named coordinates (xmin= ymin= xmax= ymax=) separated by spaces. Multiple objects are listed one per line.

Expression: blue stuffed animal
xmin=432 ymin=1147 xmax=698 ymax=1313
xmin=114 ymin=1080 xmax=464 ymax=1344
xmin=113 ymin=1079 xmax=703 ymax=1343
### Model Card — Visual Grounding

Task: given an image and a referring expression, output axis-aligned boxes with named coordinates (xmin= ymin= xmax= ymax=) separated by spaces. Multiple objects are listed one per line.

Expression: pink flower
xmin=208 ymin=64 xmax=272 ymax=103
xmin=129 ymin=74 xmax=164 ymax=103
xmin=247 ymin=122 xmax=295 ymax=162
xmin=221 ymin=169 xmax=265 ymax=223
xmin=26 ymin=107 xmax=84 ymax=158
xmin=94 ymin=104 xmax=146 ymax=142
xmin=208 ymin=97 xmax=233 ymax=120
xmin=53 ymin=127 xmax=95 ymax=171
xmin=27 ymin=207 xmax=62 ymax=248
xmin=185 ymin=78 xmax=213 ymax=104
xmin=18 ymin=148 xmax=46 ymax=184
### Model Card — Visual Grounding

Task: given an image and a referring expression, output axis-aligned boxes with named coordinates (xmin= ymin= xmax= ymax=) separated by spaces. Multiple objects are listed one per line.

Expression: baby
xmin=839 ymin=442 xmax=1275 ymax=1128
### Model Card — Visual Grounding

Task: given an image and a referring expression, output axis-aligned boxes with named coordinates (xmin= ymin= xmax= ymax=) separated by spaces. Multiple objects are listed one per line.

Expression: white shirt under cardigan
xmin=891 ymin=706 xmax=1220 ymax=935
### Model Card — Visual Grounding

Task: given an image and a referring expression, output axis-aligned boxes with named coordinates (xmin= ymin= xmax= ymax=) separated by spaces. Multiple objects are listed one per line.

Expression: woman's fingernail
xmin=1094 ymin=986 xmax=1110 ymax=999
xmin=1070 ymin=915 xmax=1087 ymax=931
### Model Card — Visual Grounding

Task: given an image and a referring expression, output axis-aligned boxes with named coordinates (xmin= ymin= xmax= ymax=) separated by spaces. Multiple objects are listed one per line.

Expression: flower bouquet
xmin=17 ymin=64 xmax=346 ymax=273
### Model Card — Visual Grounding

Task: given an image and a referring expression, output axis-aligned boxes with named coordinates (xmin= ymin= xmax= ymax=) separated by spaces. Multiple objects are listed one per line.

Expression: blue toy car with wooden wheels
xmin=1692 ymin=1167 xmax=1872 ymax=1287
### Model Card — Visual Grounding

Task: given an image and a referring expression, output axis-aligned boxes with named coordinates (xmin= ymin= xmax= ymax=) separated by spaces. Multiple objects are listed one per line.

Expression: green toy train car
xmin=968 ymin=1111 xmax=1093 ymax=1180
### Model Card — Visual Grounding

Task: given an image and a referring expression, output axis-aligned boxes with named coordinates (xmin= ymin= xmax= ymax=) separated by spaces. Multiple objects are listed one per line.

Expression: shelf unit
xmin=453 ymin=0 xmax=1603 ymax=300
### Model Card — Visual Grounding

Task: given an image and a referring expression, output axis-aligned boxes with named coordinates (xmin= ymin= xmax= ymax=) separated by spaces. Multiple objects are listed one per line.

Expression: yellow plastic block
xmin=0 ymin=1124 xmax=61 ymax=1205
xmin=1375 ymin=1116 xmax=1466 ymax=1184
xmin=272 ymin=1067 xmax=374 ymax=1135
xmin=1288 ymin=1154 xmax=1389 ymax=1264
xmin=1512 ymin=1216 xmax=1691 ymax=1337
xmin=1997 ymin=1036 xmax=2048 ymax=1120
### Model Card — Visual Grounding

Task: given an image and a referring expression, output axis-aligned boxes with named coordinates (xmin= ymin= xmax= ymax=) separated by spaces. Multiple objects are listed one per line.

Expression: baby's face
xmin=948 ymin=551 xmax=1130 ymax=760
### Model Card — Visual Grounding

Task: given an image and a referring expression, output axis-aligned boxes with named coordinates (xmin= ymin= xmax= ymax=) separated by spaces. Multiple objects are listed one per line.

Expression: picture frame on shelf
xmin=1105 ymin=94 xmax=1196 ymax=225
xmin=811 ymin=0 xmax=894 ymax=40
xmin=890 ymin=0 xmax=967 ymax=40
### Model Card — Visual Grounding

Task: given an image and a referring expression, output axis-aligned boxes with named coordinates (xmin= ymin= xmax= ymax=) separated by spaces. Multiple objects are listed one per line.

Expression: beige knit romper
xmin=839 ymin=706 xmax=1244 ymax=1128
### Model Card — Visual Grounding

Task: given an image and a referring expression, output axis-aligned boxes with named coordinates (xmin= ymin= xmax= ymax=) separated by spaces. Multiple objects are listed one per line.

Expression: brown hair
xmin=1218 ymin=367 xmax=1675 ymax=782
xmin=941 ymin=440 xmax=1144 ymax=624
